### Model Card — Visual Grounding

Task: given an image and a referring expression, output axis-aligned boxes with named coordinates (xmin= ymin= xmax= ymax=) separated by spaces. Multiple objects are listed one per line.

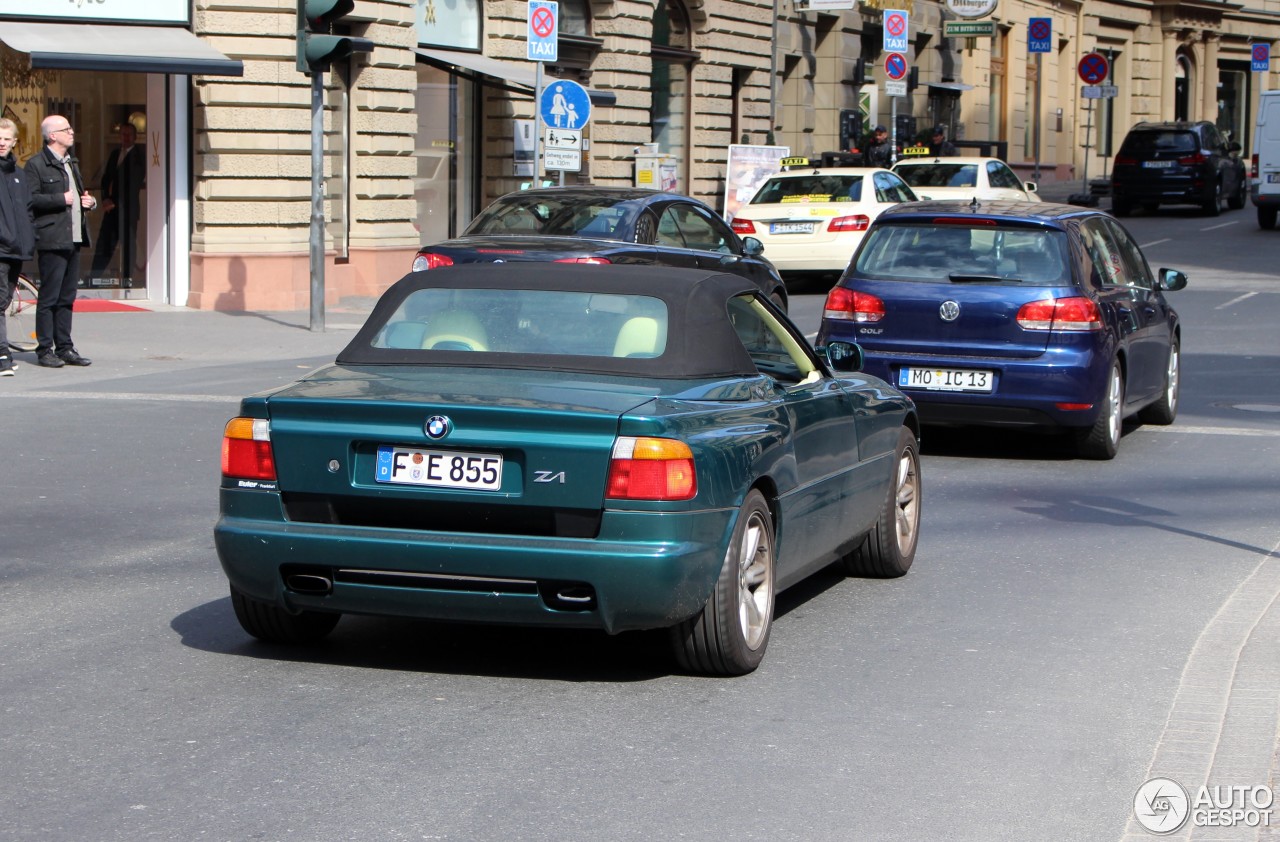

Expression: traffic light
xmin=907 ymin=66 xmax=919 ymax=93
xmin=297 ymin=0 xmax=374 ymax=75
xmin=851 ymin=58 xmax=867 ymax=87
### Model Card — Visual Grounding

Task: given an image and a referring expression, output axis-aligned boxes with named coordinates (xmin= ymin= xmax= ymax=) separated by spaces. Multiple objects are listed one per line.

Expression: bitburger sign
xmin=945 ymin=0 xmax=997 ymax=19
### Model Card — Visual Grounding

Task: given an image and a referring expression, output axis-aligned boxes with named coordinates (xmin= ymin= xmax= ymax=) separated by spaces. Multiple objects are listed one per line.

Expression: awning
xmin=926 ymin=81 xmax=975 ymax=93
xmin=415 ymin=47 xmax=616 ymax=106
xmin=0 ymin=22 xmax=243 ymax=76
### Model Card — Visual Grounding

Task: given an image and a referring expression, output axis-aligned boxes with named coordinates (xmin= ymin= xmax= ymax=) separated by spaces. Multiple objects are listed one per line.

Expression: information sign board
xmin=527 ymin=0 xmax=558 ymax=62
xmin=883 ymin=10 xmax=909 ymax=54
xmin=1028 ymin=18 xmax=1052 ymax=53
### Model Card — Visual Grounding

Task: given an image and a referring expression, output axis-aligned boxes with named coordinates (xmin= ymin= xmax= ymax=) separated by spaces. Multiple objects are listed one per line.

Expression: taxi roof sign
xmin=780 ymin=156 xmax=811 ymax=169
xmin=900 ymin=144 xmax=932 ymax=156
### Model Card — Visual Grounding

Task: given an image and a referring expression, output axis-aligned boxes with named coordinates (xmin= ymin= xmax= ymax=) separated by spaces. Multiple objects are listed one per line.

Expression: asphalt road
xmin=2 ymin=203 xmax=1277 ymax=841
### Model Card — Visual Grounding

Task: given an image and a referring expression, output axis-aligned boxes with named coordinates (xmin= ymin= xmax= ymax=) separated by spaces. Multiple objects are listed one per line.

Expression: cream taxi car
xmin=729 ymin=159 xmax=919 ymax=283
xmin=892 ymin=156 xmax=1043 ymax=203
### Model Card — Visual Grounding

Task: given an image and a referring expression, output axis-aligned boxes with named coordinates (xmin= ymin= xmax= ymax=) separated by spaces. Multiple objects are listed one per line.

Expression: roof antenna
xmin=969 ymin=196 xmax=980 ymax=211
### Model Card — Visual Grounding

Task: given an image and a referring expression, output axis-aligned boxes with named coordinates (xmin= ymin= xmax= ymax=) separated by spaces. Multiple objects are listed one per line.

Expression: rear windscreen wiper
xmin=948 ymin=274 xmax=1024 ymax=283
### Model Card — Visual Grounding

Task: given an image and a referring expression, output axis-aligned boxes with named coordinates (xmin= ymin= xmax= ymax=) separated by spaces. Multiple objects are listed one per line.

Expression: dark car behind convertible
xmin=412 ymin=186 xmax=789 ymax=308
xmin=218 ymin=265 xmax=919 ymax=675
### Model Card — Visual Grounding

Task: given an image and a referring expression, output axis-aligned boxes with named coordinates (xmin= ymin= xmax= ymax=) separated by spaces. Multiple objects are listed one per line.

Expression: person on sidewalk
xmin=929 ymin=125 xmax=957 ymax=157
xmin=862 ymin=125 xmax=893 ymax=169
xmin=25 ymin=114 xmax=96 ymax=368
xmin=0 ymin=117 xmax=36 ymax=377
xmin=90 ymin=121 xmax=145 ymax=288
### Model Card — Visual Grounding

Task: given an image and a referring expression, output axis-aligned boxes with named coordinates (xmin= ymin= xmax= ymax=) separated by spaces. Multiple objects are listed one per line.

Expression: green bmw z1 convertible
xmin=216 ymin=264 xmax=921 ymax=675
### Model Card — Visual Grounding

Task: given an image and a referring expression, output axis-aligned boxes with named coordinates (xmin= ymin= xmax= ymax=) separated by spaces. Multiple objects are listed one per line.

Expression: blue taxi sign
xmin=527 ymin=0 xmax=558 ymax=63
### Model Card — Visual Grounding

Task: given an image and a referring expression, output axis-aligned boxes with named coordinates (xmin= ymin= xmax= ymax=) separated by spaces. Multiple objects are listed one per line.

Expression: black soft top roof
xmin=336 ymin=264 xmax=763 ymax=379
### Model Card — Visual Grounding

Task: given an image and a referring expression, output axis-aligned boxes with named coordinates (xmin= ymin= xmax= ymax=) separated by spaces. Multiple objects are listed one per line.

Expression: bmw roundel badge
xmin=939 ymin=300 xmax=961 ymax=322
xmin=425 ymin=415 xmax=452 ymax=439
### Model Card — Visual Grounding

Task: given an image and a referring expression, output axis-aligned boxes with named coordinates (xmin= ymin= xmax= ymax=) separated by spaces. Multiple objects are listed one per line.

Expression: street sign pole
xmin=1034 ymin=52 xmax=1042 ymax=182
xmin=534 ymin=61 xmax=544 ymax=182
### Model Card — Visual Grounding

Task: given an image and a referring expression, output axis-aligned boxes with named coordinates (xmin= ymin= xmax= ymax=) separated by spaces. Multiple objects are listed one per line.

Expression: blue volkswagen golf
xmin=815 ymin=201 xmax=1186 ymax=459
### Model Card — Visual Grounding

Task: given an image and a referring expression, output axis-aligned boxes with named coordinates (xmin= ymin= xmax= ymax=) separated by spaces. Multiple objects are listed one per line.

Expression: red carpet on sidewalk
xmin=73 ymin=298 xmax=147 ymax=313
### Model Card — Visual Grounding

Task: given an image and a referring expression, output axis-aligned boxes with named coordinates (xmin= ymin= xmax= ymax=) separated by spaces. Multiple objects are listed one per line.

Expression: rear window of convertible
xmin=853 ymin=224 xmax=1073 ymax=286
xmin=372 ymin=288 xmax=669 ymax=358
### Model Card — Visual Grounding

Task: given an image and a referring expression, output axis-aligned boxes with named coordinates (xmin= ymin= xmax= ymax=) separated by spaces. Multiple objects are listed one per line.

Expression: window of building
xmin=414 ymin=64 xmax=476 ymax=242
xmin=652 ymin=0 xmax=697 ymax=192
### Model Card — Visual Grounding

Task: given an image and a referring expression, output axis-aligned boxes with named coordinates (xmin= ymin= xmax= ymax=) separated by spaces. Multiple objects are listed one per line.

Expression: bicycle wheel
xmin=6 ymin=274 xmax=39 ymax=353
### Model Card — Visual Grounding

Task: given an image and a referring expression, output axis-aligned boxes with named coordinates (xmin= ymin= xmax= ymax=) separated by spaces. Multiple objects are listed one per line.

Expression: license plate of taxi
xmin=375 ymin=446 xmax=502 ymax=490
xmin=898 ymin=367 xmax=993 ymax=393
xmin=769 ymin=221 xmax=816 ymax=235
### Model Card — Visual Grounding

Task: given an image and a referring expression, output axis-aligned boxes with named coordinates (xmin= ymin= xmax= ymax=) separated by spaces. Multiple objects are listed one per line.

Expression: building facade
xmin=1 ymin=0 xmax=1277 ymax=311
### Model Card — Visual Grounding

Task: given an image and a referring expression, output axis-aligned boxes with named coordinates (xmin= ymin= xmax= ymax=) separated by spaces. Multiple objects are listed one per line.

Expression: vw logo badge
xmin=939 ymin=300 xmax=961 ymax=322
xmin=424 ymin=415 xmax=452 ymax=439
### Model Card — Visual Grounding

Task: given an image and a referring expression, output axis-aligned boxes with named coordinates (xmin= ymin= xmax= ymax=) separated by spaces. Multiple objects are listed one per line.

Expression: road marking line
xmin=1215 ymin=291 xmax=1257 ymax=309
xmin=2 ymin=390 xmax=241 ymax=403
xmin=1140 ymin=424 xmax=1276 ymax=437
xmin=1202 ymin=221 xmax=1237 ymax=231
xmin=1140 ymin=238 xmax=1171 ymax=248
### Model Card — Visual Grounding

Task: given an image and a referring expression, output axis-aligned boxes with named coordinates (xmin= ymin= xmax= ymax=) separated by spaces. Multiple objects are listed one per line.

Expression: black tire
xmin=1111 ymin=198 xmax=1132 ymax=218
xmin=230 ymin=585 xmax=340 ymax=644
xmin=670 ymin=489 xmax=775 ymax=676
xmin=842 ymin=426 xmax=921 ymax=578
xmin=1227 ymin=178 xmax=1247 ymax=210
xmin=1202 ymin=182 xmax=1222 ymax=217
xmin=1138 ymin=339 xmax=1179 ymax=426
xmin=1260 ymin=206 xmax=1278 ymax=230
xmin=1075 ymin=360 xmax=1124 ymax=460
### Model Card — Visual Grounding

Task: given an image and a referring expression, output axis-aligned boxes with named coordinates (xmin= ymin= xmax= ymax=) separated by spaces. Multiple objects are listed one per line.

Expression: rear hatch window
xmin=1118 ymin=130 xmax=1197 ymax=158
xmin=853 ymin=223 xmax=1071 ymax=286
xmin=751 ymin=175 xmax=866 ymax=203
xmin=847 ymin=222 xmax=1076 ymax=357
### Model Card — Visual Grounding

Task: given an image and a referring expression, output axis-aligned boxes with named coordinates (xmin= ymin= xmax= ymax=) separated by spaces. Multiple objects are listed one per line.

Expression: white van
xmin=1252 ymin=90 xmax=1280 ymax=229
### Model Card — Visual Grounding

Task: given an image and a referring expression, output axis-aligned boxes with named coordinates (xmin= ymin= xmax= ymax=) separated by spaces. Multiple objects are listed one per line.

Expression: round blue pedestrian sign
xmin=540 ymin=79 xmax=591 ymax=130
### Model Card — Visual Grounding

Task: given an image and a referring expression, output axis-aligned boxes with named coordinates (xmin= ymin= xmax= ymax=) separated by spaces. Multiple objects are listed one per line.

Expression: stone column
xmin=1161 ymin=28 xmax=1178 ymax=120
xmin=1202 ymin=33 xmax=1221 ymax=124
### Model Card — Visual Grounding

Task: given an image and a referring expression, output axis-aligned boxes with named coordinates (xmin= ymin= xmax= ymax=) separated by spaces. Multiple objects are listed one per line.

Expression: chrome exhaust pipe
xmin=286 ymin=573 xmax=333 ymax=595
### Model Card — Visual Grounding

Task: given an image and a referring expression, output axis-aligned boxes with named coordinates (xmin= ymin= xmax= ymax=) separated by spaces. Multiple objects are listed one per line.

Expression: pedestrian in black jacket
xmin=862 ymin=125 xmax=893 ymax=169
xmin=0 ymin=117 xmax=35 ymax=376
xmin=25 ymin=114 xmax=97 ymax=368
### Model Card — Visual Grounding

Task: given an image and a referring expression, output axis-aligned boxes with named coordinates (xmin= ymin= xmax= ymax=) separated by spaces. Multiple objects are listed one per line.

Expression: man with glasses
xmin=25 ymin=115 xmax=97 ymax=368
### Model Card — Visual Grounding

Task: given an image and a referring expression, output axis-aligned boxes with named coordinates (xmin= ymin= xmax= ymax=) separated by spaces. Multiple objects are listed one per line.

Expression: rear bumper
xmin=853 ymin=349 xmax=1107 ymax=429
xmin=1251 ymin=185 xmax=1280 ymax=206
xmin=216 ymin=492 xmax=735 ymax=634
xmin=1111 ymin=179 xmax=1208 ymax=204
xmin=753 ymin=237 xmax=861 ymax=273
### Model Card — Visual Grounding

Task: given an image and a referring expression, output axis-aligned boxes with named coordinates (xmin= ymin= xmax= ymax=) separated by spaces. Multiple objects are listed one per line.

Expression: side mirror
xmin=820 ymin=341 xmax=864 ymax=373
xmin=741 ymin=236 xmax=765 ymax=257
xmin=1025 ymin=181 xmax=1039 ymax=193
xmin=1159 ymin=268 xmax=1188 ymax=291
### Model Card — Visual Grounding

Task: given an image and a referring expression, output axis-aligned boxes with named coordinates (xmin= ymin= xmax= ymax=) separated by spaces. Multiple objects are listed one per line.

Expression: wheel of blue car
xmin=843 ymin=426 xmax=920 ymax=579
xmin=1076 ymin=360 xmax=1124 ymax=460
xmin=1139 ymin=339 xmax=1179 ymax=426
xmin=670 ymin=489 xmax=775 ymax=675
xmin=230 ymin=585 xmax=340 ymax=644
